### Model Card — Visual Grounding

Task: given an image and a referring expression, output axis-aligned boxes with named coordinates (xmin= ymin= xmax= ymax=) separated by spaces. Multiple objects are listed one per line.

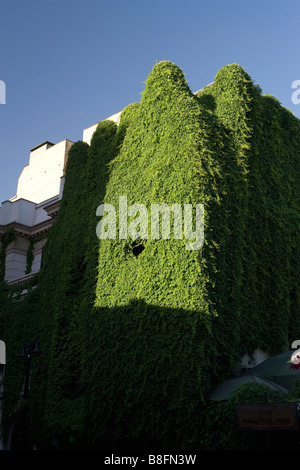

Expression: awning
xmin=247 ymin=349 xmax=300 ymax=391
xmin=210 ymin=373 xmax=289 ymax=401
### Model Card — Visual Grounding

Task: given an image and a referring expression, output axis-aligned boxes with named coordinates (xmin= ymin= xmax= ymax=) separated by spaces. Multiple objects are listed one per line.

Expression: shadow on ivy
xmin=38 ymin=299 xmax=225 ymax=451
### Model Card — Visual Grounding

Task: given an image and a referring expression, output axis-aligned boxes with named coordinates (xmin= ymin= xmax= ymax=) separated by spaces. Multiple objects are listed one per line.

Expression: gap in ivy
xmin=131 ymin=239 xmax=146 ymax=257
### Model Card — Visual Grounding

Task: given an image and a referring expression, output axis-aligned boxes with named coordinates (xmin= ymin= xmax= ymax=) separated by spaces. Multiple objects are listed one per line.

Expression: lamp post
xmin=18 ymin=336 xmax=41 ymax=399
xmin=10 ymin=336 xmax=42 ymax=449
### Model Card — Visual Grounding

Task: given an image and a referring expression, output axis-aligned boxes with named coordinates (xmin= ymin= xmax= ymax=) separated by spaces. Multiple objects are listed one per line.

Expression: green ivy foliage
xmin=0 ymin=60 xmax=300 ymax=450
xmin=85 ymin=61 xmax=232 ymax=449
xmin=0 ymin=228 xmax=16 ymax=281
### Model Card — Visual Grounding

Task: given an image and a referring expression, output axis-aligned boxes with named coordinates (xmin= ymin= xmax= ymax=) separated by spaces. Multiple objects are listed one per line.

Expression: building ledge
xmin=6 ymin=271 xmax=38 ymax=287
xmin=0 ymin=217 xmax=53 ymax=238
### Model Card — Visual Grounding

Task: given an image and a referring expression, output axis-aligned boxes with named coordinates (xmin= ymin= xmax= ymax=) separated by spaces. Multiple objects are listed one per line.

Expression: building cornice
xmin=0 ymin=218 xmax=53 ymax=239
xmin=6 ymin=271 xmax=38 ymax=287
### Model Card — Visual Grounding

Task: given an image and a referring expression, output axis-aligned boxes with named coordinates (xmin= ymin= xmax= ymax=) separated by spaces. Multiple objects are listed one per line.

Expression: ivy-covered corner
xmin=0 ymin=60 xmax=300 ymax=450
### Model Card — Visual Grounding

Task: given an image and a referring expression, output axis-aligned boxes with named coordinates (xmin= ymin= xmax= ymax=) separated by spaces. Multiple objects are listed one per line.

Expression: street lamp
xmin=10 ymin=337 xmax=42 ymax=449
xmin=18 ymin=336 xmax=41 ymax=399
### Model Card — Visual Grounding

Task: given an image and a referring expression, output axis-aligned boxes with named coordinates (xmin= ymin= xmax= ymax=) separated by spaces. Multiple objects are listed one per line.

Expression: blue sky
xmin=1 ymin=0 xmax=300 ymax=204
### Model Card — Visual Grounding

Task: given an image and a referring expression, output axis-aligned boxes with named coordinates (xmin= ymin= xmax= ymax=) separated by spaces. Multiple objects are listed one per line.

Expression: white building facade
xmin=0 ymin=112 xmax=121 ymax=288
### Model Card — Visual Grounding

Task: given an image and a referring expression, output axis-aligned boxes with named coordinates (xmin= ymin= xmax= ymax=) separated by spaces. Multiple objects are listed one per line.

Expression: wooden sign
xmin=236 ymin=403 xmax=298 ymax=431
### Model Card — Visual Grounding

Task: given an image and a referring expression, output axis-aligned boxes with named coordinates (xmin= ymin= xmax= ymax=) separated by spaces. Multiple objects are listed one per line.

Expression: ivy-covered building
xmin=1 ymin=61 xmax=300 ymax=450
